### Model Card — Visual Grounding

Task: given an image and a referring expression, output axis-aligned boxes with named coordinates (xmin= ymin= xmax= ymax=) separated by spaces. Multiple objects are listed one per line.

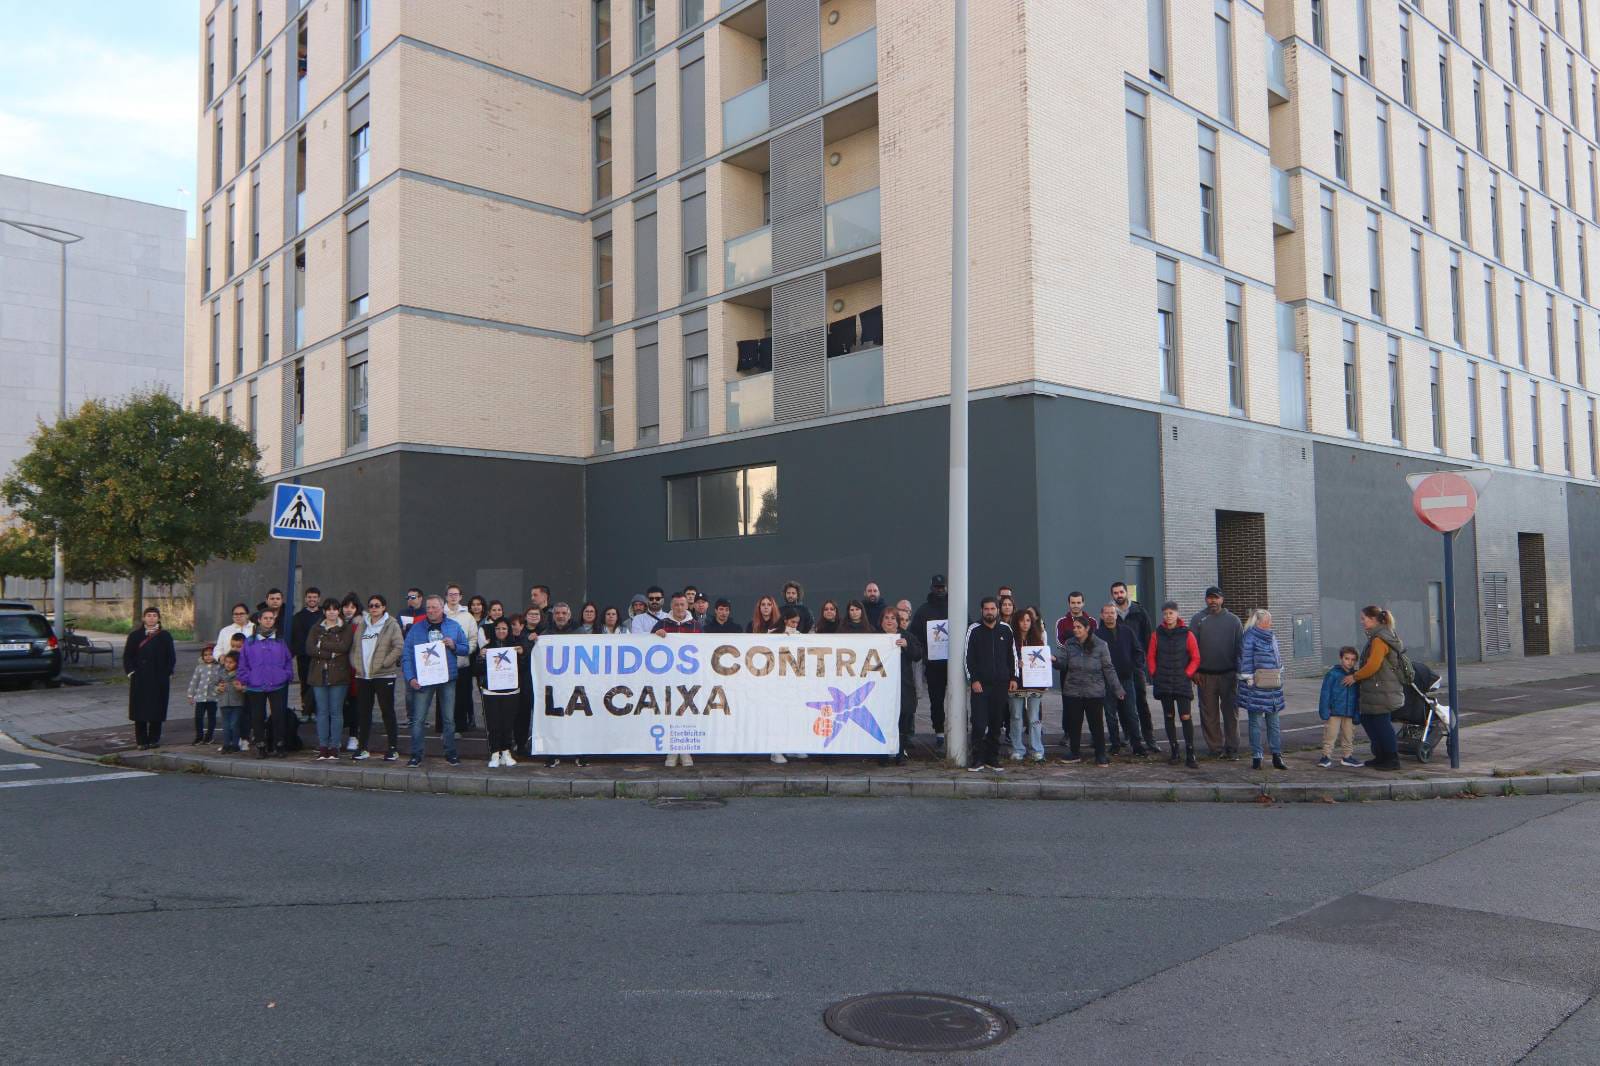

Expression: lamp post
xmin=945 ymin=0 xmax=970 ymax=768
xmin=0 ymin=219 xmax=83 ymax=640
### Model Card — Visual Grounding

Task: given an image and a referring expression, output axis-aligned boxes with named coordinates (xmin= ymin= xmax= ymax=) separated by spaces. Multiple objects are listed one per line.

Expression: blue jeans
xmin=220 ymin=705 xmax=244 ymax=749
xmin=311 ymin=685 xmax=345 ymax=748
xmin=1248 ymin=710 xmax=1282 ymax=757
xmin=408 ymin=681 xmax=457 ymax=760
xmin=1360 ymin=711 xmax=1398 ymax=758
xmin=1105 ymin=680 xmax=1141 ymax=751
xmin=1008 ymin=691 xmax=1044 ymax=757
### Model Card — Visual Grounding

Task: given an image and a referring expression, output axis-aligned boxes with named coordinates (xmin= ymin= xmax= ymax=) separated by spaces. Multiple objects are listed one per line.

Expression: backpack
xmin=1395 ymin=646 xmax=1416 ymax=688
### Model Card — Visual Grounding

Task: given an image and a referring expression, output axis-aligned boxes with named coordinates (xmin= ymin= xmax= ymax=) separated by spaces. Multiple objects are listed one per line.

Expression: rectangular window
xmin=594 ymin=0 xmax=611 ymax=80
xmin=225 ymin=188 xmax=236 ymax=278
xmin=247 ymin=379 xmax=258 ymax=444
xmin=1491 ymin=173 xmax=1503 ymax=258
xmin=1505 ymin=86 xmax=1517 ymax=175
xmin=237 ymin=89 xmax=247 ymax=172
xmin=683 ymin=0 xmax=704 ymax=28
xmin=1450 ymin=248 xmax=1464 ymax=344
xmin=1389 ymin=335 xmax=1404 ymax=441
xmin=292 ymin=242 xmax=306 ymax=351
xmin=1567 ymin=131 xmax=1578 ymax=210
xmin=1199 ymin=125 xmax=1219 ymax=257
xmin=1531 ymin=384 xmax=1544 ymax=465
xmin=346 ymin=331 xmax=369 ymax=449
xmin=666 ymin=463 xmax=779 ymax=540
xmin=1278 ymin=302 xmax=1307 ymax=429
xmin=1214 ymin=0 xmax=1235 ymax=125
xmin=1343 ymin=320 xmax=1360 ymax=432
xmin=1358 ymin=0 xmax=1372 ymax=77
xmin=262 ymin=56 xmax=272 ymax=150
xmin=635 ymin=324 xmax=659 ymax=445
xmin=1583 ymin=0 xmax=1593 ymax=57
xmin=1554 ymin=207 xmax=1565 ymax=289
xmin=291 ymin=359 xmax=305 ymax=466
xmin=593 ymin=108 xmax=612 ymax=201
xmin=1332 ymin=71 xmax=1348 ymax=182
xmin=210 ymin=302 xmax=221 ymax=387
xmin=214 ymin=113 xmax=224 ymax=190
xmin=1590 ymin=398 xmax=1598 ymax=476
xmin=1484 ymin=263 xmax=1499 ymax=356
xmin=1510 ymin=8 xmax=1523 ymax=87
xmin=684 ymin=313 xmax=709 ymax=434
xmin=259 ymin=264 xmax=271 ymax=365
xmin=679 ymin=38 xmax=705 ymax=165
xmin=1541 ymin=29 xmax=1553 ymax=108
xmin=229 ymin=0 xmax=239 ymax=77
xmin=202 ymin=208 xmax=213 ymax=291
xmin=1570 ymin=52 xmax=1580 ymax=127
xmin=1157 ymin=256 xmax=1179 ymax=400
xmin=351 ymin=0 xmax=371 ymax=69
xmin=224 ymin=388 xmax=233 ymax=426
xmin=293 ymin=130 xmax=307 ymax=234
xmin=594 ymin=230 xmax=614 ymax=325
xmin=1516 ymin=278 xmax=1529 ymax=365
xmin=633 ymin=72 xmax=656 ymax=183
xmin=1418 ymin=125 xmax=1433 ymax=226
xmin=1311 ymin=0 xmax=1326 ymax=49
xmin=594 ymin=342 xmax=615 ymax=450
xmin=295 ymin=16 xmax=308 ymax=121
xmin=1592 ymin=148 xmax=1600 ymax=223
xmin=1377 ymin=101 xmax=1393 ymax=205
xmin=1400 ymin=8 xmax=1414 ymax=106
xmin=633 ymin=195 xmax=657 ymax=315
xmin=1456 ymin=149 xmax=1470 ymax=238
xmin=1321 ymin=186 xmax=1339 ymax=301
xmin=1537 ymin=112 xmax=1548 ymax=194
xmin=1473 ymin=64 xmax=1486 ymax=152
xmin=249 ymin=169 xmax=260 ymax=262
xmin=636 ymin=0 xmax=656 ymax=58
xmin=1148 ymin=0 xmax=1170 ymax=85
xmin=1368 ymin=209 xmax=1384 ymax=317
xmin=206 ymin=19 xmax=216 ymax=101
xmin=1577 ymin=306 xmax=1587 ymax=385
xmin=1521 ymin=187 xmax=1532 ymax=271
xmin=1481 ymin=0 xmax=1493 ymax=65
xmin=1411 ymin=229 xmax=1426 ymax=332
xmin=346 ymin=203 xmax=369 ymax=320
xmin=1438 ymin=38 xmax=1453 ymax=134
xmin=234 ymin=285 xmax=244 ymax=375
xmin=252 ymin=0 xmax=262 ymax=54
xmin=1126 ymin=88 xmax=1151 ymax=233
xmin=1468 ymin=360 xmax=1482 ymax=455
xmin=1225 ymin=279 xmax=1244 ymax=413
xmin=1548 ymin=293 xmax=1560 ymax=379
xmin=1430 ymin=350 xmax=1445 ymax=449
xmin=1502 ymin=371 xmax=1515 ymax=460
xmin=1565 ymin=391 xmax=1577 ymax=469
xmin=681 ymin=173 xmax=707 ymax=300
xmin=1448 ymin=0 xmax=1460 ymax=37
xmin=348 ymin=76 xmax=370 ymax=194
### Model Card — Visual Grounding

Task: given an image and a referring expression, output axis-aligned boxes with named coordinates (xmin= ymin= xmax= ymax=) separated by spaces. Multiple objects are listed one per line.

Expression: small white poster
xmin=1019 ymin=645 xmax=1053 ymax=689
xmin=926 ymin=620 xmax=950 ymax=662
xmin=485 ymin=646 xmax=519 ymax=691
xmin=413 ymin=640 xmax=450 ymax=687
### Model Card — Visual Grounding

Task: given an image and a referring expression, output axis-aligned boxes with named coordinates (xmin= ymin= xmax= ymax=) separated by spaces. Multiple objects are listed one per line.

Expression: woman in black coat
xmin=124 ymin=607 xmax=177 ymax=749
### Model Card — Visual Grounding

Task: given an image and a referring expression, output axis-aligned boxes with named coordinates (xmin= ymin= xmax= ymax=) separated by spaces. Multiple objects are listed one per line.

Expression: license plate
xmin=0 ymin=643 xmax=29 ymax=652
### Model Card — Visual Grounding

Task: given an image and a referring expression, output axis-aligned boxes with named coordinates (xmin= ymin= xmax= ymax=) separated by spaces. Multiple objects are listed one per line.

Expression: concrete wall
xmin=1569 ymin=483 xmax=1600 ymax=650
xmin=1471 ymin=473 xmax=1575 ymax=657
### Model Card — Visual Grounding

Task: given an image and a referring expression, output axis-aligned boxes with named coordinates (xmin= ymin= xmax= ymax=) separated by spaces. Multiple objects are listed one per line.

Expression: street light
xmin=0 ymin=218 xmax=83 ymax=640
xmin=945 ymin=0 xmax=970 ymax=768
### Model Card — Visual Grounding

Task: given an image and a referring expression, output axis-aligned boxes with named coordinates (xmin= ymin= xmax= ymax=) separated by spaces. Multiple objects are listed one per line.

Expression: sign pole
xmin=1442 ymin=530 xmax=1462 ymax=769
xmin=283 ymin=481 xmax=300 ymax=620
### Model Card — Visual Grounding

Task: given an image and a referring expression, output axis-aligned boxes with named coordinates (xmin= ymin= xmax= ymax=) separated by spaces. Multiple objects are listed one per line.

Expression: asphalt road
xmin=2 ymin=746 xmax=1597 ymax=1065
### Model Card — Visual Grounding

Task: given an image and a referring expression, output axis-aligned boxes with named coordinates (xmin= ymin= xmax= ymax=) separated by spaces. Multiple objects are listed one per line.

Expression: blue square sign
xmin=269 ymin=483 xmax=325 ymax=542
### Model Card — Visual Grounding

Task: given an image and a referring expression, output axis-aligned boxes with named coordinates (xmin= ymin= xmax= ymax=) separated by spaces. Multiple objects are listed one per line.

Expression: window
xmin=1484 ymin=263 xmax=1499 ymax=356
xmin=1582 ymin=227 xmax=1592 ymax=302
xmin=1157 ymin=256 xmax=1179 ymax=400
xmin=253 ymin=0 xmax=262 ymax=53
xmin=1501 ymin=371 xmax=1515 ymax=460
xmin=1311 ymin=0 xmax=1326 ymax=50
xmin=214 ymin=113 xmax=224 ymax=189
xmin=1418 ymin=126 xmax=1433 ymax=226
xmin=1570 ymin=390 xmax=1581 ymax=470
xmin=666 ymin=464 xmax=779 ymax=540
xmin=1148 ymin=0 xmax=1169 ymax=85
xmin=262 ymin=55 xmax=272 ymax=150
xmin=346 ymin=332 xmax=368 ymax=449
xmin=594 ymin=341 xmax=615 ymax=450
xmin=1388 ymin=335 xmax=1404 ymax=440
xmin=1541 ymin=29 xmax=1553 ymax=108
xmin=1214 ymin=0 xmax=1235 ymax=125
xmin=1377 ymin=100 xmax=1393 ymax=205
xmin=1126 ymin=88 xmax=1150 ymax=233
xmin=1547 ymin=293 xmax=1560 ymax=378
xmin=1368 ymin=209 xmax=1385 ymax=317
xmin=237 ymin=89 xmax=247 ymax=171
xmin=344 ymin=78 xmax=370 ymax=195
xmin=1450 ymin=248 xmax=1464 ymax=344
xmin=210 ymin=301 xmax=221 ymax=387
xmin=224 ymin=388 xmax=233 ymax=425
xmin=1199 ymin=125 xmax=1219 ymax=257
xmin=1491 ymin=173 xmax=1503 ymax=258
xmin=233 ymin=285 xmax=244 ymax=375
xmin=295 ymin=16 xmax=308 ymax=121
xmin=1577 ymin=307 xmax=1587 ymax=385
xmin=683 ymin=0 xmax=704 ymax=28
xmin=1321 ymin=187 xmax=1338 ymax=301
xmin=1332 ymin=71 xmax=1348 ymax=182
xmin=247 ymin=379 xmax=258 ymax=444
xmin=292 ymin=359 xmax=305 ymax=466
xmin=1358 ymin=0 xmax=1372 ymax=76
xmin=1411 ymin=229 xmax=1426 ymax=333
xmin=259 ymin=265 xmax=271 ymax=365
xmin=681 ymin=173 xmax=707 ymax=299
xmin=633 ymin=69 xmax=656 ymax=184
xmin=346 ymin=203 xmax=369 ymax=320
xmin=634 ymin=194 xmax=657 ymax=315
xmin=594 ymin=228 xmax=614 ymax=325
xmin=684 ymin=313 xmax=709 ymax=434
xmin=1225 ymin=280 xmax=1244 ymax=413
xmin=1516 ymin=278 xmax=1529 ymax=365
xmin=1505 ymin=86 xmax=1517 ymax=173
xmin=1448 ymin=0 xmax=1460 ymax=36
xmin=1400 ymin=8 xmax=1414 ymax=106
xmin=1343 ymin=320 xmax=1360 ymax=432
xmin=1510 ymin=7 xmax=1523 ymax=87
xmin=202 ymin=208 xmax=213 ymax=291
xmin=206 ymin=19 xmax=216 ymax=101
xmin=593 ymin=107 xmax=612 ymax=201
xmin=679 ymin=38 xmax=705 ymax=165
xmin=229 ymin=0 xmax=239 ymax=77
xmin=1480 ymin=0 xmax=1493 ymax=65
xmin=594 ymin=0 xmax=611 ymax=80
xmin=292 ymin=241 xmax=307 ymax=350
xmin=635 ymin=324 xmax=659 ymax=445
xmin=225 ymin=188 xmax=237 ymax=278
xmin=1456 ymin=150 xmax=1469 ymax=238
xmin=293 ymin=130 xmax=307 ymax=233
xmin=1473 ymin=64 xmax=1485 ymax=152
xmin=1430 ymin=350 xmax=1445 ymax=449
xmin=1591 ymin=147 xmax=1599 ymax=223
xmin=1468 ymin=360 xmax=1482 ymax=455
xmin=1537 ymin=112 xmax=1548 ymax=194
xmin=351 ymin=0 xmax=371 ymax=69
xmin=248 ymin=170 xmax=260 ymax=264
xmin=636 ymin=0 xmax=656 ymax=58
xmin=1590 ymin=398 xmax=1598 ymax=476
xmin=1531 ymin=384 xmax=1544 ymax=465
xmin=1569 ymin=51 xmax=1580 ymax=127
xmin=1583 ymin=0 xmax=1593 ymax=57
xmin=1554 ymin=207 xmax=1565 ymax=289
xmin=1438 ymin=38 xmax=1453 ymax=134
xmin=1278 ymin=302 xmax=1307 ymax=429
xmin=1521 ymin=187 xmax=1532 ymax=271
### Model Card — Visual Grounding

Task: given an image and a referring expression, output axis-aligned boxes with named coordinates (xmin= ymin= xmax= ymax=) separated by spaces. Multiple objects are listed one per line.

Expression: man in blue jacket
xmin=401 ymin=594 xmax=469 ymax=767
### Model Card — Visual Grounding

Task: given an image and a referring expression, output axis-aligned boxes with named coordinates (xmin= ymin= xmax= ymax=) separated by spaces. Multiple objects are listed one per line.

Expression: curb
xmin=100 ymin=749 xmax=1600 ymax=803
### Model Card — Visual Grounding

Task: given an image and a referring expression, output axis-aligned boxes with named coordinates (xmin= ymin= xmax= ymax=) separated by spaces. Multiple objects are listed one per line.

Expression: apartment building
xmin=188 ymin=0 xmax=1600 ymax=662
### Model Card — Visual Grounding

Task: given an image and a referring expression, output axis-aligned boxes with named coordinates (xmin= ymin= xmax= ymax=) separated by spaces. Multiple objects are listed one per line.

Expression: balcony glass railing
xmin=825 ymin=187 xmax=881 ymax=257
xmin=726 ymin=371 xmax=773 ymax=431
xmin=724 ymin=225 xmax=772 ymax=288
xmin=822 ymin=27 xmax=878 ymax=103
xmin=722 ymin=81 xmax=769 ymax=148
xmin=1266 ymin=37 xmax=1289 ymax=104
xmin=827 ymin=345 xmax=883 ymax=414
xmin=1271 ymin=167 xmax=1293 ymax=232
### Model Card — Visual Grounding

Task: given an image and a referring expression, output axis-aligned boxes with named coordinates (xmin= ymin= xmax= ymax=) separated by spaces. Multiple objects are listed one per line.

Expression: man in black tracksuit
xmin=909 ymin=575 xmax=950 ymax=745
xmin=964 ymin=597 xmax=1016 ymax=771
xmin=1111 ymin=581 xmax=1157 ymax=750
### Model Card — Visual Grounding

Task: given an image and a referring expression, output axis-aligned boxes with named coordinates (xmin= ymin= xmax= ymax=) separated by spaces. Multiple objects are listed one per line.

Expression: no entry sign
xmin=1411 ymin=471 xmax=1479 ymax=532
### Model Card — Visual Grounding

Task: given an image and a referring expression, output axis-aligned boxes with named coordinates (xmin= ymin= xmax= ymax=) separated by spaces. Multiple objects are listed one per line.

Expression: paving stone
xmin=1582 ymin=772 xmax=1600 ymax=791
xmin=994 ymin=779 xmax=1040 ymax=800
xmin=527 ymin=778 xmax=574 ymax=797
xmin=1037 ymin=781 xmax=1085 ymax=800
xmin=359 ymin=769 xmax=388 ymax=790
xmin=688 ymin=778 xmax=744 ymax=797
xmin=1510 ymin=776 xmax=1549 ymax=795
xmin=446 ymin=775 xmax=486 ymax=796
xmin=744 ymin=779 xmax=786 ymax=796
xmin=868 ymin=779 xmax=913 ymax=797
xmin=954 ymin=777 xmax=996 ymax=798
xmin=1173 ymin=784 xmax=1219 ymax=802
xmin=1387 ymin=781 xmax=1429 ymax=800
xmin=1081 ymin=783 xmax=1132 ymax=802
xmin=1123 ymin=785 xmax=1172 ymax=802
xmin=568 ymin=779 xmax=613 ymax=797
xmin=1547 ymin=774 xmax=1585 ymax=794
xmin=486 ymin=777 xmax=529 ymax=797
xmin=825 ymin=776 xmax=870 ymax=796
xmin=616 ymin=779 xmax=661 ymax=799
xmin=381 ymin=770 xmax=412 ymax=791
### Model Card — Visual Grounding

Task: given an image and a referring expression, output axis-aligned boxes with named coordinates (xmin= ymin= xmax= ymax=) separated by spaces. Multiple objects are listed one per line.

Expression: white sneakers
xmin=345 ymin=737 xmax=359 ymax=751
xmin=664 ymin=753 xmax=696 ymax=768
xmin=489 ymin=751 xmax=502 ymax=768
xmin=501 ymin=750 xmax=517 ymax=767
xmin=770 ymin=753 xmax=788 ymax=764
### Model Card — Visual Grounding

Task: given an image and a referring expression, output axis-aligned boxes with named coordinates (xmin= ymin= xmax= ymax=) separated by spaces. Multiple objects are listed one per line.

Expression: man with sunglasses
xmin=629 ymin=586 xmax=670 ymax=634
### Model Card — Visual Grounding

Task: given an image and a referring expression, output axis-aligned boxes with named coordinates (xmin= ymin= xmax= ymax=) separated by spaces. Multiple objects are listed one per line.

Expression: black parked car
xmin=0 ymin=611 xmax=62 ymax=687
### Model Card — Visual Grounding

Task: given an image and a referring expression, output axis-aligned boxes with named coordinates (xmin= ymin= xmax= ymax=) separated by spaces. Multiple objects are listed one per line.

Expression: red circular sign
xmin=1412 ymin=472 xmax=1479 ymax=532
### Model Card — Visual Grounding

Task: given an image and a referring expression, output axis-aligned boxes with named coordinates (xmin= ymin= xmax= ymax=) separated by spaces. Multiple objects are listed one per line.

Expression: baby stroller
xmin=1392 ymin=660 xmax=1453 ymax=763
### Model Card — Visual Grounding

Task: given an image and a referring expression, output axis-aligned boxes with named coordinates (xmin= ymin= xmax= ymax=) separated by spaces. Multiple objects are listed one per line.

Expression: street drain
xmin=646 ymin=796 xmax=727 ymax=810
xmin=823 ymin=992 xmax=1015 ymax=1052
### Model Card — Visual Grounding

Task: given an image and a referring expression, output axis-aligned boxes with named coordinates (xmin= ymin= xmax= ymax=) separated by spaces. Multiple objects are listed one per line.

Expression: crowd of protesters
xmin=118 ymin=573 xmax=1415 ymax=774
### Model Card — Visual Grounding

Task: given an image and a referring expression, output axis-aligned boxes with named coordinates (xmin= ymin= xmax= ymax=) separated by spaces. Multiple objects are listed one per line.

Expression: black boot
xmin=1184 ymin=746 xmax=1197 ymax=769
xmin=1272 ymin=754 xmax=1287 ymax=770
xmin=1251 ymin=757 xmax=1262 ymax=770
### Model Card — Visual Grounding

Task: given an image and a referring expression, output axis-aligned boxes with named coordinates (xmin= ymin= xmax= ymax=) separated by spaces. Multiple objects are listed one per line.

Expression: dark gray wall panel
xmin=771 ymin=273 xmax=826 ymax=421
xmin=1569 ymin=483 xmax=1600 ymax=650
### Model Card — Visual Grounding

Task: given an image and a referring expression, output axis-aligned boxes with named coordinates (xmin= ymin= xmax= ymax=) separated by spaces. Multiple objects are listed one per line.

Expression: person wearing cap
xmin=703 ymin=598 xmax=743 ymax=633
xmin=910 ymin=574 xmax=951 ymax=750
xmin=630 ymin=587 xmax=669 ymax=634
xmin=1190 ymin=586 xmax=1244 ymax=759
xmin=1148 ymin=600 xmax=1201 ymax=767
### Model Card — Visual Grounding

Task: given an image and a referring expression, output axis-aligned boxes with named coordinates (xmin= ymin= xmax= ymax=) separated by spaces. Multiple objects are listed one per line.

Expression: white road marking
xmin=1562 ymin=685 xmax=1594 ymax=692
xmin=1491 ymin=694 xmax=1530 ymax=702
xmin=0 ymin=763 xmax=43 ymax=773
xmin=0 ymin=771 xmax=154 ymax=790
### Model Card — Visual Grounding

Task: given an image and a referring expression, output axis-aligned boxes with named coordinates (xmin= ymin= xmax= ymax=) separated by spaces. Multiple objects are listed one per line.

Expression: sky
xmin=0 ymin=2 xmax=197 ymax=217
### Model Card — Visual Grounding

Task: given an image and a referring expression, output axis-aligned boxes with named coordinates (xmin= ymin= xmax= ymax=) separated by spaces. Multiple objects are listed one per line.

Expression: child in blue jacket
xmin=1317 ymin=645 xmax=1363 ymax=768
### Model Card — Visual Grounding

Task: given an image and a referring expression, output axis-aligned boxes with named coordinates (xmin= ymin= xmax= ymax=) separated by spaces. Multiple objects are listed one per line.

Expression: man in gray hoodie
xmin=1189 ymin=586 xmax=1244 ymax=759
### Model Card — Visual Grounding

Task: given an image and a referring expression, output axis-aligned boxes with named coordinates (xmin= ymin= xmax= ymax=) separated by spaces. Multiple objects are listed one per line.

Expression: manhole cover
xmin=824 ymin=992 xmax=1014 ymax=1052
xmin=646 ymin=796 xmax=727 ymax=810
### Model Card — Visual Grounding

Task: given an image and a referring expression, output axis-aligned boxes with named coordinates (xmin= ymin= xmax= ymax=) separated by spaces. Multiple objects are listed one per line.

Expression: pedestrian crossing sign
xmin=269 ymin=483 xmax=325 ymax=542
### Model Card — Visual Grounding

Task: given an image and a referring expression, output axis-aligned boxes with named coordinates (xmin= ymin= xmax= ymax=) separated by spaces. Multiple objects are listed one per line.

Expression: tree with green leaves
xmin=0 ymin=526 xmax=51 ymax=598
xmin=1 ymin=391 xmax=268 ymax=619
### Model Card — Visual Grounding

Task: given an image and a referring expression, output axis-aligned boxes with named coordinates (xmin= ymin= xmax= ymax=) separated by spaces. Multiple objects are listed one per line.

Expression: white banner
xmin=1019 ymin=644 xmax=1052 ymax=689
xmin=531 ymin=634 xmax=901 ymax=755
xmin=485 ymin=646 xmax=519 ymax=691
xmin=413 ymin=640 xmax=450 ymax=687
xmin=926 ymin=620 xmax=950 ymax=661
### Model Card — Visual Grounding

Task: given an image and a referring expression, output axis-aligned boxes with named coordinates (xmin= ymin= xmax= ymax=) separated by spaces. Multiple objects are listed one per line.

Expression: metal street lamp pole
xmin=0 ymin=219 xmax=84 ymax=640
xmin=946 ymin=0 xmax=970 ymax=768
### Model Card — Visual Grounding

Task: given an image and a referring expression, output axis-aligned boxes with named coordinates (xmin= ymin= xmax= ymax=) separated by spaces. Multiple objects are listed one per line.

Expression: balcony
xmin=725 ymin=225 xmax=772 ymax=289
xmin=825 ymin=187 xmax=881 ymax=257
xmin=1267 ymin=37 xmax=1290 ymax=105
xmin=827 ymin=344 xmax=883 ymax=413
xmin=726 ymin=370 xmax=773 ymax=431
xmin=723 ymin=82 xmax=769 ymax=149
xmin=822 ymin=27 xmax=877 ymax=104
xmin=1272 ymin=168 xmax=1294 ymax=234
